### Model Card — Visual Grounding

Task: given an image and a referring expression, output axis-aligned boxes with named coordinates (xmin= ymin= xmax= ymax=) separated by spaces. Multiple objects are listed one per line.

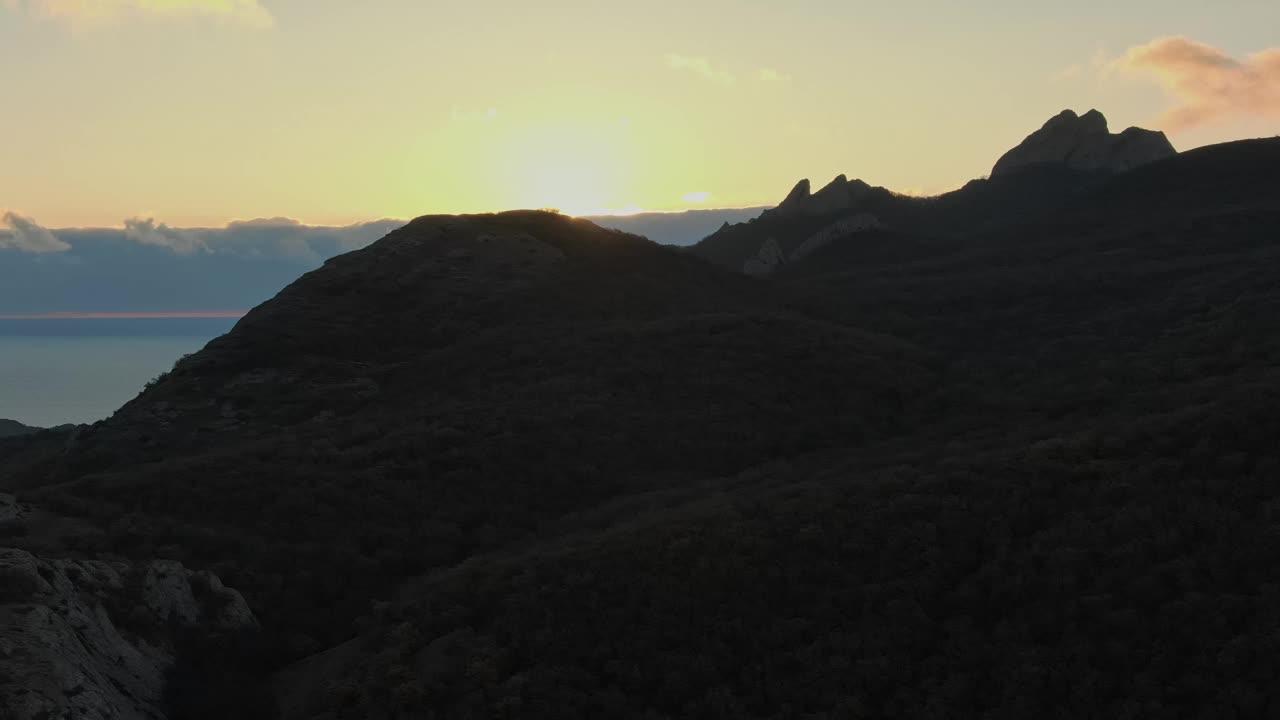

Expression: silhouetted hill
xmin=0 ymin=419 xmax=75 ymax=437
xmin=4 ymin=211 xmax=931 ymax=662
xmin=0 ymin=420 xmax=38 ymax=438
xmin=990 ymin=108 xmax=1174 ymax=177
xmin=270 ymin=136 xmax=1280 ymax=719
xmin=5 ymin=138 xmax=1280 ymax=718
xmin=691 ymin=109 xmax=1177 ymax=275
xmin=584 ymin=207 xmax=767 ymax=246
xmin=692 ymin=164 xmax=1110 ymax=273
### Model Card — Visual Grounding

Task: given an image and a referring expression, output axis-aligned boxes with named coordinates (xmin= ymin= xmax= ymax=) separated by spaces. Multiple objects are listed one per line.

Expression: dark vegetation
xmin=2 ymin=138 xmax=1280 ymax=717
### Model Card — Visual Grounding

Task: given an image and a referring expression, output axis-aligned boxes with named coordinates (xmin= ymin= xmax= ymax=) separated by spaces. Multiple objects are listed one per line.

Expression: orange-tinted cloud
xmin=1120 ymin=37 xmax=1280 ymax=131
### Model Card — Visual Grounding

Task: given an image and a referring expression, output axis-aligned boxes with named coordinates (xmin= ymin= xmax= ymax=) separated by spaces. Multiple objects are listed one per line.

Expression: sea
xmin=0 ymin=317 xmax=239 ymax=428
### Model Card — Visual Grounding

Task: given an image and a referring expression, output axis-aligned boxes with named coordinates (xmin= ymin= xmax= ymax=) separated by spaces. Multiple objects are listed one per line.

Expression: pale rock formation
xmin=0 ymin=493 xmax=20 ymax=524
xmin=991 ymin=109 xmax=1175 ymax=178
xmin=791 ymin=213 xmax=885 ymax=263
xmin=743 ymin=237 xmax=786 ymax=276
xmin=0 ymin=546 xmax=256 ymax=720
xmin=742 ymin=214 xmax=885 ymax=276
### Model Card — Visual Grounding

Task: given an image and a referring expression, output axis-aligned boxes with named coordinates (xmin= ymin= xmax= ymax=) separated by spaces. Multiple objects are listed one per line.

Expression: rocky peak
xmin=816 ymin=174 xmax=849 ymax=193
xmin=771 ymin=175 xmax=870 ymax=218
xmin=991 ymin=108 xmax=1175 ymax=178
xmin=778 ymin=179 xmax=812 ymax=209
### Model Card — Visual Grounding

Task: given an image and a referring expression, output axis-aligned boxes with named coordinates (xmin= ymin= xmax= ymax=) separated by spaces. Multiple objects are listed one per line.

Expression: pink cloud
xmin=1120 ymin=36 xmax=1280 ymax=131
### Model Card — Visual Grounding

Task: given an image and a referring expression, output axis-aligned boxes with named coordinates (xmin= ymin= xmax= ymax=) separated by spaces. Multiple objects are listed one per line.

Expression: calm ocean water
xmin=0 ymin=318 xmax=238 ymax=428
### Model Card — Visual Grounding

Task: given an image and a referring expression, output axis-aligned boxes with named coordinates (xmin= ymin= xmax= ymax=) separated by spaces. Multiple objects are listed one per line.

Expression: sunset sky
xmin=3 ymin=0 xmax=1279 ymax=227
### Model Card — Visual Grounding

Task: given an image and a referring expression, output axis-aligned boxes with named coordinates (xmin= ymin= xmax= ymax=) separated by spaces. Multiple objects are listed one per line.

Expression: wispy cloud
xmin=450 ymin=107 xmax=499 ymax=124
xmin=757 ymin=68 xmax=791 ymax=83
xmin=0 ymin=213 xmax=405 ymax=258
xmin=1117 ymin=36 xmax=1280 ymax=131
xmin=4 ymin=0 xmax=274 ymax=29
xmin=124 ymin=217 xmax=208 ymax=254
xmin=1054 ymin=46 xmax=1111 ymax=83
xmin=682 ymin=191 xmax=711 ymax=203
xmin=665 ymin=54 xmax=735 ymax=85
xmin=0 ymin=212 xmax=70 ymax=253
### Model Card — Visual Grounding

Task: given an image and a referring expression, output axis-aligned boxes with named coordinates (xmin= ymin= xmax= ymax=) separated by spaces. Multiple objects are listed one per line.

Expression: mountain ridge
xmin=5 ymin=125 xmax=1280 ymax=719
xmin=991 ymin=108 xmax=1176 ymax=177
xmin=690 ymin=109 xmax=1182 ymax=275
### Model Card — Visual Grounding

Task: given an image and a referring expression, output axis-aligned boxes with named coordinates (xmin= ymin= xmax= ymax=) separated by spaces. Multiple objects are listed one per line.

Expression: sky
xmin=2 ymin=0 xmax=1279 ymax=228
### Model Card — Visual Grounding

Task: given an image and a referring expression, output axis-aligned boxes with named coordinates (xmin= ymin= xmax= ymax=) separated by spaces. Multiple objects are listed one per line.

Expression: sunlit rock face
xmin=991 ymin=109 xmax=1175 ymax=178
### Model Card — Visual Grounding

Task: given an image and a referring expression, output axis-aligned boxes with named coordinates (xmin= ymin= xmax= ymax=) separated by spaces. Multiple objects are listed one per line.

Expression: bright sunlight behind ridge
xmin=2 ymin=0 xmax=1278 ymax=226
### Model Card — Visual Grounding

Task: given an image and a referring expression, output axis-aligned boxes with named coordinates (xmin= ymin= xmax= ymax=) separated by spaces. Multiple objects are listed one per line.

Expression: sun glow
xmin=496 ymin=120 xmax=635 ymax=216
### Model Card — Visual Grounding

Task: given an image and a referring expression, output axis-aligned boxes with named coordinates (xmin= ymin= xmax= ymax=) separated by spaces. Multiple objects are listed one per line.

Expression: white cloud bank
xmin=124 ymin=217 xmax=208 ymax=255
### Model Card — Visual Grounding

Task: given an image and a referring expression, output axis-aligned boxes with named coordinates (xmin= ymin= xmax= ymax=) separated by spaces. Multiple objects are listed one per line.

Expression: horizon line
xmin=0 ymin=311 xmax=247 ymax=320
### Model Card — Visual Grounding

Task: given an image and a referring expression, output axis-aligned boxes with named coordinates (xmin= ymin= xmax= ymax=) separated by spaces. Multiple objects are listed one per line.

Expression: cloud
xmin=682 ymin=191 xmax=711 ymax=203
xmin=1 ymin=214 xmax=404 ymax=259
xmin=1054 ymin=46 xmax=1111 ymax=83
xmin=1118 ymin=36 xmax=1280 ymax=131
xmin=5 ymin=0 xmax=274 ymax=28
xmin=665 ymin=54 xmax=735 ymax=85
xmin=213 ymin=217 xmax=403 ymax=260
xmin=449 ymin=107 xmax=498 ymax=124
xmin=224 ymin=217 xmax=303 ymax=230
xmin=0 ymin=212 xmax=70 ymax=253
xmin=757 ymin=68 xmax=791 ymax=83
xmin=124 ymin=217 xmax=207 ymax=254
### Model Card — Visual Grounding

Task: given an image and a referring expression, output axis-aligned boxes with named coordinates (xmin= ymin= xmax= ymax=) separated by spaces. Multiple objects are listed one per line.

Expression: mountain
xmin=0 ymin=419 xmax=64 ymax=438
xmin=0 ymin=211 xmax=757 ymax=316
xmin=5 ymin=135 xmax=1280 ymax=718
xmin=0 ymin=419 xmax=36 ymax=437
xmin=991 ymin=108 xmax=1176 ymax=177
xmin=0 ymin=210 xmax=932 ymax=715
xmin=273 ymin=137 xmax=1280 ymax=719
xmin=584 ymin=207 xmax=768 ymax=246
xmin=693 ymin=164 xmax=1109 ymax=274
xmin=690 ymin=109 xmax=1177 ymax=275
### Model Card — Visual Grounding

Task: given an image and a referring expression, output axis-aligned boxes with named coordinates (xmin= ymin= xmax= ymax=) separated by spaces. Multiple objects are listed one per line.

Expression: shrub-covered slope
xmin=5 ymin=211 xmax=932 ymax=658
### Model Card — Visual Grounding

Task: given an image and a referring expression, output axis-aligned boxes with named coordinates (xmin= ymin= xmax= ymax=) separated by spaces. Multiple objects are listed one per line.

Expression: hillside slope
xmin=0 ymin=419 xmax=44 ymax=438
xmin=4 ymin=140 xmax=1280 ymax=718
xmin=690 ymin=109 xmax=1177 ymax=275
xmin=274 ymin=140 xmax=1280 ymax=719
xmin=5 ymin=211 xmax=933 ymax=661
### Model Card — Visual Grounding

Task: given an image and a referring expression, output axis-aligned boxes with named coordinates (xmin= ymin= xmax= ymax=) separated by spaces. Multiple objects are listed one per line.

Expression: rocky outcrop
xmin=743 ymin=237 xmax=786 ymax=276
xmin=790 ymin=213 xmax=885 ymax=263
xmin=991 ymin=109 xmax=1175 ymax=178
xmin=769 ymin=176 xmax=876 ymax=219
xmin=742 ymin=214 xmax=885 ymax=276
xmin=0 ymin=542 xmax=256 ymax=720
